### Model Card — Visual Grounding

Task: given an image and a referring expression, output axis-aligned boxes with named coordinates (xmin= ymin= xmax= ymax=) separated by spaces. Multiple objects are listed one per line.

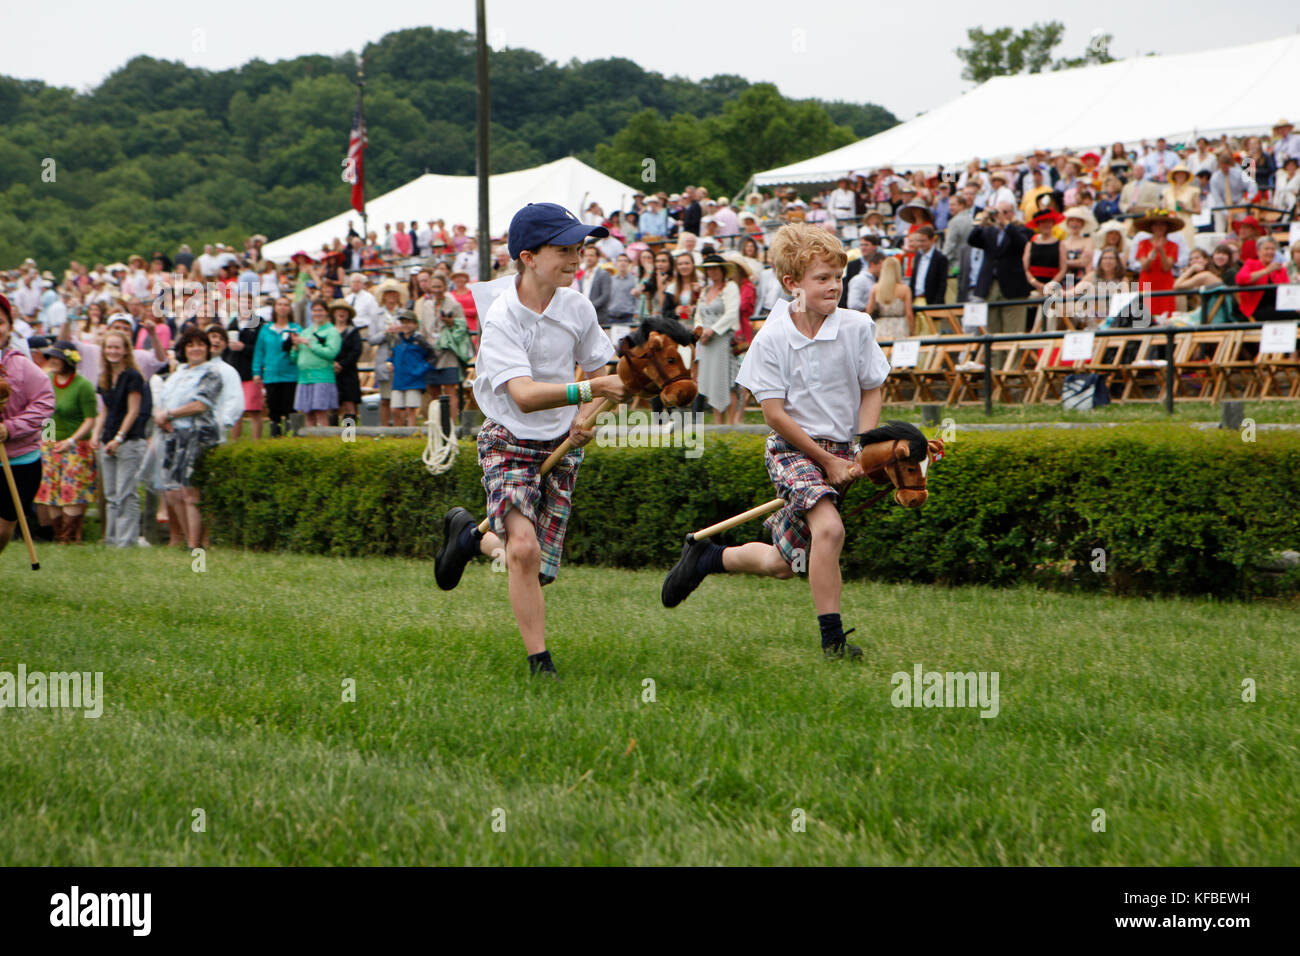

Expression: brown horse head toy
xmin=855 ymin=420 xmax=945 ymax=508
xmin=616 ymin=316 xmax=703 ymax=407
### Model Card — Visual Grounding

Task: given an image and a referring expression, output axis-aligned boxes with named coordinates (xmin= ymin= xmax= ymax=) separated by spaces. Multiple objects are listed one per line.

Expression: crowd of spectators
xmin=3 ymin=124 xmax=1300 ymax=554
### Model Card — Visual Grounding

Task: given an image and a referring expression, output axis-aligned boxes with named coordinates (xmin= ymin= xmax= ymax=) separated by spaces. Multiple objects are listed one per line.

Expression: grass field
xmin=3 ymin=546 xmax=1297 ymax=865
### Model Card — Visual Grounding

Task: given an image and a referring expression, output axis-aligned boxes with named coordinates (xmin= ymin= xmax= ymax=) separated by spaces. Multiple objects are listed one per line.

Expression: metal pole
xmin=1164 ymin=326 xmax=1176 ymax=413
xmin=358 ymin=56 xmax=367 ymax=243
xmin=475 ymin=0 xmax=491 ymax=282
xmin=982 ymin=334 xmax=993 ymax=416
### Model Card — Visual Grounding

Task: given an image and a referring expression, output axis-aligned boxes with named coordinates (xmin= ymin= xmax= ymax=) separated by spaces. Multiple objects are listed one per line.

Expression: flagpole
xmin=475 ymin=0 xmax=491 ymax=281
xmin=357 ymin=56 xmax=367 ymax=243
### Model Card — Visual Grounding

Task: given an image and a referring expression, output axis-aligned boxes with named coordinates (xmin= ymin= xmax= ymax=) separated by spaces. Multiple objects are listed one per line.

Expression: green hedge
xmin=195 ymin=427 xmax=1300 ymax=598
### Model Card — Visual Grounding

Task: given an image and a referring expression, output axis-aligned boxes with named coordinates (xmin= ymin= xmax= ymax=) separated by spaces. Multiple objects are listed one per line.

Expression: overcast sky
xmin=6 ymin=1 xmax=1298 ymax=120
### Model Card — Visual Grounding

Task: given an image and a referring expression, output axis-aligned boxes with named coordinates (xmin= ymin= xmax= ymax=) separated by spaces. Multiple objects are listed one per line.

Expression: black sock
xmin=698 ymin=542 xmax=727 ymax=575
xmin=457 ymin=522 xmax=482 ymax=556
xmin=528 ymin=650 xmax=553 ymax=674
xmin=818 ymin=612 xmax=843 ymax=649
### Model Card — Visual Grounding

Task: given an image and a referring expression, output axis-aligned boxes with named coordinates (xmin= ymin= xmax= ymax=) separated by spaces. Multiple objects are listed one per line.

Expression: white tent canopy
xmin=753 ymin=35 xmax=1300 ymax=186
xmin=263 ymin=156 xmax=639 ymax=261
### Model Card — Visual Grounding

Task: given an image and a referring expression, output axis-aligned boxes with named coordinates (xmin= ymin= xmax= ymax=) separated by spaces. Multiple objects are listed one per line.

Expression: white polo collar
xmin=773 ymin=300 xmax=844 ymax=350
xmin=504 ymin=275 xmax=548 ymax=330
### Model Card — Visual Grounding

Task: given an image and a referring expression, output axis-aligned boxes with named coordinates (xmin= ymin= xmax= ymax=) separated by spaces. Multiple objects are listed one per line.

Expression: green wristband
xmin=566 ymin=383 xmax=579 ymax=405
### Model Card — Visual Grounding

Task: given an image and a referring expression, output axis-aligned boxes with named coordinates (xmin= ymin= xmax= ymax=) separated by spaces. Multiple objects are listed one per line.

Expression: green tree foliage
xmin=956 ymin=22 xmax=1119 ymax=84
xmin=0 ymin=28 xmax=897 ymax=271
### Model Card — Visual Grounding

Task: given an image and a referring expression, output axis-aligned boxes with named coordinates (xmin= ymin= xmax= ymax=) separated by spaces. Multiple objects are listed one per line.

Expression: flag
xmin=346 ymin=89 xmax=366 ymax=215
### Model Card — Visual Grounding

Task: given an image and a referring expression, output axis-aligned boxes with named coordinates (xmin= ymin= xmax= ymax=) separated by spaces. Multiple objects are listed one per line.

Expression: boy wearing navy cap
xmin=434 ymin=203 xmax=630 ymax=678
xmin=661 ymin=224 xmax=890 ymax=659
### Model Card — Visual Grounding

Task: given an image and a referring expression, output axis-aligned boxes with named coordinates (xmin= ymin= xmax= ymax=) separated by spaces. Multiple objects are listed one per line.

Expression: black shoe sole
xmin=824 ymin=642 xmax=864 ymax=660
xmin=662 ymin=535 xmax=710 ymax=608
xmin=434 ymin=507 xmax=477 ymax=591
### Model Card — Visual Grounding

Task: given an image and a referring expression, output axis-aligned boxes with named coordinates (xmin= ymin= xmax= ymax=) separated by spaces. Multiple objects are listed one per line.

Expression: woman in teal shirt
xmin=252 ymin=295 xmax=302 ymax=437
xmin=291 ymin=299 xmax=341 ymax=428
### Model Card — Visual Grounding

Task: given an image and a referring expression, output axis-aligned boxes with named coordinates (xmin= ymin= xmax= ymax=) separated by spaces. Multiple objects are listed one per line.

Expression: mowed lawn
xmin=2 ymin=546 xmax=1297 ymax=866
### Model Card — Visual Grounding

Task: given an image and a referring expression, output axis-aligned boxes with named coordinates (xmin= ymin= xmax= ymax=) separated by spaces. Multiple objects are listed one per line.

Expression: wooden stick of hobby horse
xmin=475 ymin=397 xmax=616 ymax=535
xmin=0 ymin=441 xmax=40 ymax=570
xmin=689 ymin=498 xmax=785 ymax=542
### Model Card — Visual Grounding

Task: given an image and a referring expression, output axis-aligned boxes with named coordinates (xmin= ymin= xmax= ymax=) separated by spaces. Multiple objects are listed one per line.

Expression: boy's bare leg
xmin=720 ymin=541 xmax=795 ymax=578
xmin=804 ymin=497 xmax=845 ymax=615
xmin=500 ymin=507 xmax=546 ymax=655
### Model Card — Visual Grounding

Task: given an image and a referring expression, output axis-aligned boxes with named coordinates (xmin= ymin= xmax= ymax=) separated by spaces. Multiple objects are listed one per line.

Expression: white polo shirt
xmin=472 ymin=276 xmax=615 ymax=440
xmin=735 ymin=300 xmax=889 ymax=443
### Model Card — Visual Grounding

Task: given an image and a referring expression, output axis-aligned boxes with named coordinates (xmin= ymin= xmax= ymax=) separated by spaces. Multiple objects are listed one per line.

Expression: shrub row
xmin=195 ymin=426 xmax=1300 ymax=598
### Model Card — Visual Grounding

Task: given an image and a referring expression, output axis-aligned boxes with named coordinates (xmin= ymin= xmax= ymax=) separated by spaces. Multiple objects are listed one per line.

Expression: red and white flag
xmin=345 ymin=90 xmax=366 ymax=215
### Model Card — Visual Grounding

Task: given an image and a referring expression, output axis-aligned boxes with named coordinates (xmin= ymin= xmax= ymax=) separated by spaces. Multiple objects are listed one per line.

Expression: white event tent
xmin=752 ymin=35 xmax=1300 ymax=186
xmin=263 ymin=156 xmax=640 ymax=261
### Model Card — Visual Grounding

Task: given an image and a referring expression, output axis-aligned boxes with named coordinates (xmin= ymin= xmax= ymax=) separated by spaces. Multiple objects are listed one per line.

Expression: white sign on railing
xmin=1259 ymin=320 xmax=1298 ymax=354
xmin=890 ymin=338 xmax=920 ymax=368
xmin=1108 ymin=290 xmax=1140 ymax=318
xmin=1274 ymin=284 xmax=1300 ymax=313
xmin=1061 ymin=331 xmax=1095 ymax=362
xmin=962 ymin=302 xmax=988 ymax=330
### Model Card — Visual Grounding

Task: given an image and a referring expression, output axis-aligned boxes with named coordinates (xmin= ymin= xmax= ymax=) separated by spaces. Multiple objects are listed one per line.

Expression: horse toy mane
xmin=855 ymin=420 xmax=944 ymax=508
xmin=615 ymin=316 xmax=702 ymax=407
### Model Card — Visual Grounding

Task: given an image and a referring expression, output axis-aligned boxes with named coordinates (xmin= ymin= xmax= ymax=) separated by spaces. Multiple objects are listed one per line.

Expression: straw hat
xmin=720 ymin=250 xmax=756 ymax=279
xmin=326 ymin=300 xmax=356 ymax=320
xmin=1134 ymin=209 xmax=1185 ymax=233
xmin=699 ymin=253 xmax=744 ymax=281
xmin=374 ymin=278 xmax=406 ymax=301
xmin=1167 ymin=163 xmax=1191 ymax=183
xmin=898 ymin=200 xmax=934 ymax=225
xmin=1063 ymin=206 xmax=1098 ymax=235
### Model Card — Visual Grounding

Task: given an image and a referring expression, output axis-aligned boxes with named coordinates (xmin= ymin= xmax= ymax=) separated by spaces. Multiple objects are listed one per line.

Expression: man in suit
xmin=577 ymin=245 xmax=613 ymax=326
xmin=966 ymin=201 xmax=1034 ymax=343
xmin=1120 ymin=165 xmax=1163 ymax=215
xmin=955 ymin=243 xmax=986 ymax=307
xmin=680 ymin=186 xmax=702 ymax=237
xmin=838 ymin=233 xmax=881 ymax=307
xmin=908 ymin=226 xmax=948 ymax=307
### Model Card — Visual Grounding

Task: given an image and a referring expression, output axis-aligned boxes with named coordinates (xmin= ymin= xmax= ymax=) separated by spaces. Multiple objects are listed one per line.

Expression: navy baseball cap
xmin=507 ymin=202 xmax=608 ymax=259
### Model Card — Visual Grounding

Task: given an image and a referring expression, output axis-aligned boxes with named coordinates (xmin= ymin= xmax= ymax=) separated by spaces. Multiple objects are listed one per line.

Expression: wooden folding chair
xmin=1214 ymin=330 xmax=1263 ymax=401
xmin=992 ymin=337 xmax=1053 ymax=404
xmin=1173 ymin=328 xmax=1237 ymax=402
xmin=1254 ymin=330 xmax=1300 ymax=399
xmin=1117 ymin=334 xmax=1172 ymax=403
xmin=900 ymin=340 xmax=946 ymax=404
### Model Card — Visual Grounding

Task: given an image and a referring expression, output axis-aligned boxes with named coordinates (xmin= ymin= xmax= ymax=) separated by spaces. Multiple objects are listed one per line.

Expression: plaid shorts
xmin=762 ymin=433 xmax=856 ymax=568
xmin=478 ymin=419 xmax=583 ymax=586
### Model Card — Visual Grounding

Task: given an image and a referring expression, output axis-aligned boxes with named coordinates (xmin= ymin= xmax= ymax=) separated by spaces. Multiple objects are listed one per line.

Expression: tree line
xmin=0 ymin=27 xmax=897 ymax=271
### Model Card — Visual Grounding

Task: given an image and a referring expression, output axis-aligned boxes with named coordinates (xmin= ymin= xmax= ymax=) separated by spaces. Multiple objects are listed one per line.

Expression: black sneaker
xmin=823 ymin=627 xmax=864 ymax=660
xmin=530 ymin=657 xmax=561 ymax=680
xmin=434 ymin=507 xmax=479 ymax=591
xmin=662 ymin=535 xmax=713 ymax=608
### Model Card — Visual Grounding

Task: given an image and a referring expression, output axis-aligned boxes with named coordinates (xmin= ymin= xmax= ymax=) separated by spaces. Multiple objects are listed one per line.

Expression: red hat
xmin=0 ymin=293 xmax=11 ymax=321
xmin=1231 ymin=216 xmax=1261 ymax=234
xmin=1080 ymin=152 xmax=1101 ymax=165
xmin=290 ymin=250 xmax=314 ymax=263
xmin=1030 ymin=209 xmax=1064 ymax=228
